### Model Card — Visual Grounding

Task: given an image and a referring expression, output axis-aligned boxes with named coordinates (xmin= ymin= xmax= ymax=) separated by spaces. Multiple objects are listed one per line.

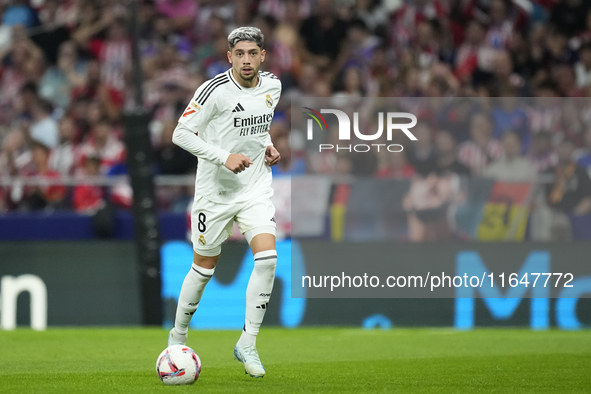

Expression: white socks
xmin=174 ymin=251 xmax=277 ymax=347
xmin=238 ymin=250 xmax=277 ymax=346
xmin=174 ymin=264 xmax=215 ymax=334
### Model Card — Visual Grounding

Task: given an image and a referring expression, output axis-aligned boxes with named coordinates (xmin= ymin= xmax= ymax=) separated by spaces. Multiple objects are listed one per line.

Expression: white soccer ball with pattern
xmin=156 ymin=345 xmax=202 ymax=385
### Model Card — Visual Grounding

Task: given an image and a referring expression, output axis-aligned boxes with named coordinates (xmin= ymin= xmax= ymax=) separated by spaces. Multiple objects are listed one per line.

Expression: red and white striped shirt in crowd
xmin=528 ymin=104 xmax=562 ymax=135
xmin=90 ymin=39 xmax=131 ymax=92
xmin=457 ymin=139 xmax=504 ymax=175
xmin=390 ymin=0 xmax=448 ymax=49
xmin=49 ymin=142 xmax=77 ymax=175
xmin=77 ymin=136 xmax=126 ymax=174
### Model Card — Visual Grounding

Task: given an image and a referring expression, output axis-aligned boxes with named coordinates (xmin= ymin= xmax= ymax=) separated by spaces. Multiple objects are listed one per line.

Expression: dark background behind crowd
xmin=0 ymin=0 xmax=590 ymax=230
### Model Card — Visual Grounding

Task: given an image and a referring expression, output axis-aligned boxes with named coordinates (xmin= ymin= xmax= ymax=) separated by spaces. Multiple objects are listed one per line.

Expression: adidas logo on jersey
xmin=232 ymin=103 xmax=245 ymax=112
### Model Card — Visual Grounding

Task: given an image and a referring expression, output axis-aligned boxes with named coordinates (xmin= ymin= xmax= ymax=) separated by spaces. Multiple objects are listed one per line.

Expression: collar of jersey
xmin=227 ymin=69 xmax=262 ymax=91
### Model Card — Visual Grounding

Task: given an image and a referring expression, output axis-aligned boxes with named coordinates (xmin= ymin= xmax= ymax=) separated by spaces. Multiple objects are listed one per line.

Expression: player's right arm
xmin=172 ymin=80 xmax=252 ymax=174
xmin=172 ymin=124 xmax=252 ymax=174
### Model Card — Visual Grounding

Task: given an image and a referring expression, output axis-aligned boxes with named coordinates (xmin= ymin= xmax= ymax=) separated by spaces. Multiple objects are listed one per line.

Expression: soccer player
xmin=168 ymin=27 xmax=281 ymax=378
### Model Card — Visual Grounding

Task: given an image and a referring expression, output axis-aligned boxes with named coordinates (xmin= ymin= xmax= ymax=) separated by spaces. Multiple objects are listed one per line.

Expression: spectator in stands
xmin=49 ymin=116 xmax=77 ymax=176
xmin=340 ymin=18 xmax=380 ymax=71
xmin=367 ymin=45 xmax=396 ymax=96
xmin=77 ymin=119 xmax=125 ymax=175
xmin=71 ymin=59 xmax=123 ymax=123
xmin=553 ymin=63 xmax=581 ymax=97
xmin=529 ymin=84 xmax=562 ymax=135
xmin=298 ymin=0 xmax=347 ymax=71
xmin=352 ymin=0 xmax=390 ymax=32
xmin=202 ymin=35 xmax=232 ymax=79
xmin=490 ymin=95 xmax=530 ymax=149
xmin=189 ymin=13 xmax=226 ymax=66
xmin=334 ymin=65 xmax=365 ymax=97
xmin=454 ymin=20 xmax=486 ymax=87
xmin=435 ymin=98 xmax=479 ymax=143
xmin=156 ymin=120 xmax=195 ymax=175
xmin=144 ymin=40 xmax=192 ymax=112
xmin=142 ymin=13 xmax=192 ymax=61
xmin=72 ymin=154 xmax=105 ymax=213
xmin=29 ymin=98 xmax=59 ymax=149
xmin=458 ymin=112 xmax=504 ymax=175
xmin=390 ymin=0 xmax=448 ymax=51
xmin=149 ymin=76 xmax=188 ymax=124
xmin=0 ymin=25 xmax=43 ymax=125
xmin=272 ymin=134 xmax=306 ymax=177
xmin=406 ymin=121 xmax=436 ymax=176
xmin=155 ymin=0 xmax=198 ymax=38
xmin=29 ymin=0 xmax=71 ymax=66
xmin=0 ymin=124 xmax=31 ymax=179
xmin=87 ymin=16 xmax=131 ymax=93
xmin=543 ymin=29 xmax=576 ymax=73
xmin=559 ymin=100 xmax=585 ymax=144
xmin=70 ymin=1 xmax=111 ymax=50
xmin=39 ymin=41 xmax=86 ymax=110
xmin=403 ymin=172 xmax=465 ymax=241
xmin=575 ymin=42 xmax=591 ymax=88
xmin=475 ymin=49 xmax=524 ymax=94
xmin=375 ymin=149 xmax=415 ymax=179
xmin=484 ymin=130 xmax=537 ymax=182
xmin=433 ymin=130 xmax=470 ymax=176
xmin=550 ymin=0 xmax=590 ymax=37
xmin=483 ymin=0 xmax=517 ymax=49
xmin=1 ymin=0 xmax=38 ymax=28
xmin=13 ymin=81 xmax=39 ymax=124
xmin=545 ymin=138 xmax=591 ymax=239
xmin=546 ymin=138 xmax=591 ymax=216
xmin=254 ymin=14 xmax=294 ymax=84
xmin=20 ymin=141 xmax=67 ymax=211
xmin=529 ymin=131 xmax=556 ymax=173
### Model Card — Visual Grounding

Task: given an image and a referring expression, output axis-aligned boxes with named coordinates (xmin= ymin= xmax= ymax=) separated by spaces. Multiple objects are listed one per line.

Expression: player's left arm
xmin=265 ymin=81 xmax=282 ymax=167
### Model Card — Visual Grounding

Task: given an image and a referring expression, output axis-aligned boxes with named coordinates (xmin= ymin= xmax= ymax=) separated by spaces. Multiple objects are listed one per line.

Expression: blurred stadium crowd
xmin=0 ymin=0 xmax=590 ymax=231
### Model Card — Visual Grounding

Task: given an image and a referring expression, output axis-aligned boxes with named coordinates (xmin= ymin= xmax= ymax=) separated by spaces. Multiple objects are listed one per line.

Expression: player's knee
xmin=253 ymin=250 xmax=277 ymax=271
xmin=193 ymin=250 xmax=220 ymax=269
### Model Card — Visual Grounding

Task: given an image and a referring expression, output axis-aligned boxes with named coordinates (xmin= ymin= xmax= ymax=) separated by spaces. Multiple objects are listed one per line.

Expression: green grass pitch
xmin=0 ymin=328 xmax=589 ymax=393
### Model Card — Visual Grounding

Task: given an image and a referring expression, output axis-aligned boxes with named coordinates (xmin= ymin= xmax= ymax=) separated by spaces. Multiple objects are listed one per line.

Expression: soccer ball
xmin=156 ymin=345 xmax=202 ymax=385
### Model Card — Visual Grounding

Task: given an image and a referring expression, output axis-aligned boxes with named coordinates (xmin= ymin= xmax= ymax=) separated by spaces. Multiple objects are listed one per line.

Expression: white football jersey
xmin=178 ymin=68 xmax=282 ymax=204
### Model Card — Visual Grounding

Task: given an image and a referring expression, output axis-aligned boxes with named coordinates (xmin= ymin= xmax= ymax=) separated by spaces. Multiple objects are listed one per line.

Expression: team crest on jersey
xmin=198 ymin=235 xmax=206 ymax=246
xmin=266 ymin=94 xmax=273 ymax=108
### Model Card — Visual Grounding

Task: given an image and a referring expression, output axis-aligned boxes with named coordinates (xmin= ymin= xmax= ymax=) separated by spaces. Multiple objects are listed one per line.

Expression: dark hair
xmin=31 ymin=140 xmax=51 ymax=152
xmin=20 ymin=81 xmax=38 ymax=95
xmin=36 ymin=98 xmax=54 ymax=114
xmin=580 ymin=41 xmax=591 ymax=53
xmin=261 ymin=14 xmax=278 ymax=30
xmin=348 ymin=18 xmax=368 ymax=32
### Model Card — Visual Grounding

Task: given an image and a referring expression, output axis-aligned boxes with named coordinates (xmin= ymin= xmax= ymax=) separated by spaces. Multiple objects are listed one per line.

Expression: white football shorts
xmin=190 ymin=194 xmax=276 ymax=256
